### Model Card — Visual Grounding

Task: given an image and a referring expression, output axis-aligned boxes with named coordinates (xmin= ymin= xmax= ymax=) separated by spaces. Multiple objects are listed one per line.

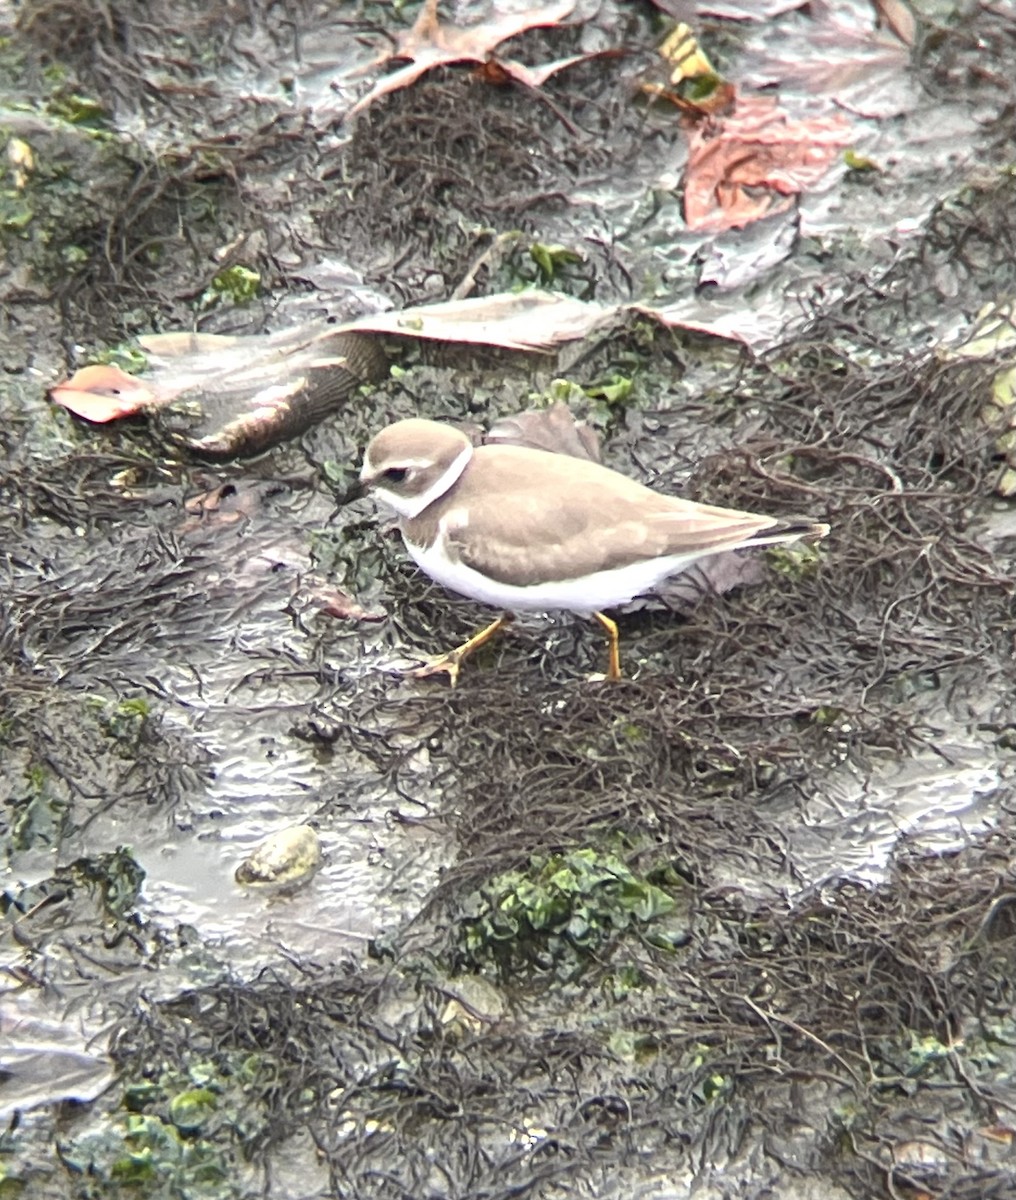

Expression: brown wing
xmin=446 ymin=445 xmax=776 ymax=587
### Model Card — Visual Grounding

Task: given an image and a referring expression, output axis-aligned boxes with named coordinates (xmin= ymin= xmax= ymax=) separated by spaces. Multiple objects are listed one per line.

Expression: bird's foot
xmin=403 ymin=615 xmax=512 ymax=688
xmin=591 ymin=612 xmax=623 ymax=682
xmin=406 ymin=650 xmax=467 ymax=688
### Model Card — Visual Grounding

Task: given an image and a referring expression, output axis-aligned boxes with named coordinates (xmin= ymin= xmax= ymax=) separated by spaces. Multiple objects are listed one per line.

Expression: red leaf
xmin=346 ymin=0 xmax=578 ymax=118
xmin=684 ymin=93 xmax=852 ymax=232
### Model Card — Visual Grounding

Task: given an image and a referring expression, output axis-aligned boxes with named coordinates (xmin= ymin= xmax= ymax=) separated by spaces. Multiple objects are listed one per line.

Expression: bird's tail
xmin=747 ymin=520 xmax=830 ymax=548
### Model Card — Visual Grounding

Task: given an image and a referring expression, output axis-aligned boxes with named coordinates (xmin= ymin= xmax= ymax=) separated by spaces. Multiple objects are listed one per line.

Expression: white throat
xmin=370 ymin=442 xmax=473 ymax=520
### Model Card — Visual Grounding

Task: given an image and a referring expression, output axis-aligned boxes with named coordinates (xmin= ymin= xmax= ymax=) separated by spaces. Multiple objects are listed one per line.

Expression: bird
xmin=359 ymin=417 xmax=829 ymax=684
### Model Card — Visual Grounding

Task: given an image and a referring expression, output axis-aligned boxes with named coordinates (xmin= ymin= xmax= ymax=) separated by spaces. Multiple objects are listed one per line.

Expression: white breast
xmin=403 ymin=526 xmax=706 ymax=615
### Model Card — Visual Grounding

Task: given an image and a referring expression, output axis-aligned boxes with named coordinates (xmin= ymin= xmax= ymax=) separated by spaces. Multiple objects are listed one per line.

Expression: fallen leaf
xmin=297 ymin=581 xmax=386 ymax=622
xmin=739 ymin=1 xmax=914 ymax=119
xmin=653 ymin=551 xmax=768 ymax=613
xmin=695 ymin=1 xmax=807 ymax=17
xmin=844 ymin=147 xmax=881 ymax=171
xmin=50 ymin=364 xmax=166 ymax=422
xmin=873 ymin=0 xmax=917 ymax=47
xmin=0 ymin=999 xmax=115 ymax=1115
xmin=977 ymin=1124 xmax=1015 ymax=1145
xmin=633 ymin=299 xmax=785 ymax=349
xmin=481 ymin=48 xmax=624 ymax=92
xmin=52 ymin=288 xmax=793 ymax=444
xmin=939 ymin=299 xmax=1016 ymax=360
xmin=7 ymin=136 xmax=35 ymax=188
xmin=50 ymin=326 xmax=385 ymax=446
xmin=346 ymin=0 xmax=577 ymax=119
xmin=337 ymin=289 xmax=615 ymax=352
xmin=184 ymin=482 xmax=244 ymax=515
xmin=684 ymin=93 xmax=853 ymax=232
xmin=640 ymin=20 xmax=736 ymax=116
xmin=696 ymin=210 xmax=798 ymax=288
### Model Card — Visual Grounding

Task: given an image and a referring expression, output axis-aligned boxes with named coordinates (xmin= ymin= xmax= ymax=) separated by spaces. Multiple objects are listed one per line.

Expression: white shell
xmin=235 ymin=824 xmax=322 ymax=888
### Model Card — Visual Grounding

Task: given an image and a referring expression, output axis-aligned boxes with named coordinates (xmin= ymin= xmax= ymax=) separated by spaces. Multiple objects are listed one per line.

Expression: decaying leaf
xmin=684 ymin=93 xmax=853 ymax=232
xmin=337 ymin=289 xmax=616 ymax=352
xmin=301 ymin=582 xmax=386 ymax=623
xmin=50 ymin=326 xmax=381 ymax=426
xmin=632 ymin=299 xmax=786 ymax=349
xmin=51 ymin=286 xmax=797 ymax=447
xmin=873 ymin=0 xmax=917 ymax=47
xmin=977 ymin=1124 xmax=1015 ymax=1145
xmin=654 ymin=551 xmax=768 ymax=614
xmin=7 ymin=136 xmax=35 ymax=188
xmin=739 ymin=1 xmax=914 ymax=119
xmin=937 ymin=300 xmax=1016 ymax=498
xmin=476 ymin=48 xmax=624 ymax=93
xmin=695 ymin=1 xmax=807 ymax=17
xmin=345 ymin=0 xmax=580 ymax=119
xmin=939 ymin=299 xmax=1016 ymax=361
xmin=641 ymin=21 xmax=735 ymax=116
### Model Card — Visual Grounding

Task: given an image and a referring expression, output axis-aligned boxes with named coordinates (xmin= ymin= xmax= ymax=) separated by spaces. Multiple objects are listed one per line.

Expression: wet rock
xmin=438 ymin=974 xmax=507 ymax=1034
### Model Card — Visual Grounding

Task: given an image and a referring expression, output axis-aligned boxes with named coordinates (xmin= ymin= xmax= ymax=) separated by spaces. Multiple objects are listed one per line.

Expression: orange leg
xmin=408 ymin=615 xmax=511 ymax=687
xmin=592 ymin=611 xmax=622 ymax=681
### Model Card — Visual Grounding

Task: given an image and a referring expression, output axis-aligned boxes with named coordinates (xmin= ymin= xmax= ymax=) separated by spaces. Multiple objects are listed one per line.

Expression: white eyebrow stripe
xmin=365 ymin=454 xmax=438 ymax=475
xmin=369 ymin=443 xmax=474 ymax=520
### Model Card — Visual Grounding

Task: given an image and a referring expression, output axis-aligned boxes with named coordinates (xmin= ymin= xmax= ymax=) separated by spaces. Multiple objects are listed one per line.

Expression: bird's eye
xmin=383 ymin=467 xmax=409 ymax=484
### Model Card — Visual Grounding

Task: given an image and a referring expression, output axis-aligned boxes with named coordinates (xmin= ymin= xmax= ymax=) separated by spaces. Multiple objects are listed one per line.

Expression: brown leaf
xmin=300 ymin=582 xmax=386 ymax=623
xmin=49 ymin=364 xmax=165 ymax=422
xmin=177 ymin=480 xmax=273 ymax=532
xmin=338 ymin=289 xmax=615 ymax=352
xmin=633 ymin=299 xmax=785 ymax=350
xmin=653 ymin=551 xmax=768 ymax=613
xmin=684 ymin=93 xmax=853 ymax=232
xmin=696 ymin=0 xmax=807 ymax=17
xmin=739 ymin=2 xmax=913 ymax=119
xmin=184 ymin=483 xmax=242 ymax=515
xmin=487 ymin=49 xmax=624 ymax=92
xmin=346 ymin=0 xmax=577 ymax=119
xmin=49 ymin=325 xmax=372 ymax=427
xmin=873 ymin=0 xmax=917 ymax=47
xmin=977 ymin=1124 xmax=1015 ymax=1145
